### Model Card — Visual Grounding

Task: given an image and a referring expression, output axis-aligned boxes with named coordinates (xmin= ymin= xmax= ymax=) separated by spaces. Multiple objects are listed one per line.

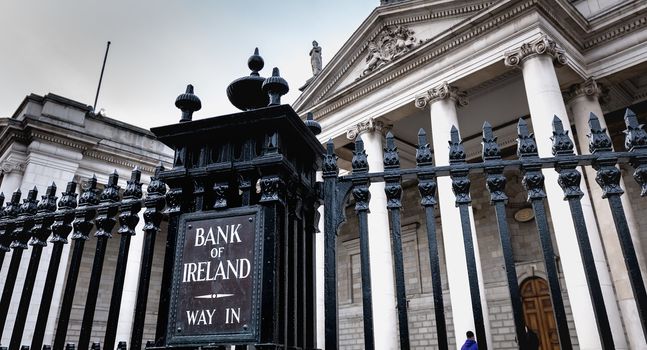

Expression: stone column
xmin=505 ymin=35 xmax=627 ymax=349
xmin=347 ymin=119 xmax=397 ymax=350
xmin=565 ymin=78 xmax=647 ymax=349
xmin=415 ymin=83 xmax=491 ymax=349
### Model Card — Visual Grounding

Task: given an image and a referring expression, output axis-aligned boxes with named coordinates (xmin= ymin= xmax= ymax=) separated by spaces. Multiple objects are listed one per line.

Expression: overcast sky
xmin=0 ymin=0 xmax=376 ymax=129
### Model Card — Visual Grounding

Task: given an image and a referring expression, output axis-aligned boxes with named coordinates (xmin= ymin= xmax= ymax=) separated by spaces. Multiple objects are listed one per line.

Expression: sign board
xmin=167 ymin=207 xmax=263 ymax=345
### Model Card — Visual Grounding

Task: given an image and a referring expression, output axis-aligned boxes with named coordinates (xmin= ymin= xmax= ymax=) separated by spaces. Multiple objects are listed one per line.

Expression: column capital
xmin=504 ymin=35 xmax=567 ymax=68
xmin=0 ymin=160 xmax=25 ymax=174
xmin=563 ymin=78 xmax=608 ymax=104
xmin=346 ymin=118 xmax=389 ymax=141
xmin=414 ymin=82 xmax=468 ymax=109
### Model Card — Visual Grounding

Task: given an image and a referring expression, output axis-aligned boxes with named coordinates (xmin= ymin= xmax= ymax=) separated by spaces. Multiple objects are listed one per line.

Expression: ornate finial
xmin=38 ymin=182 xmax=58 ymax=213
xmin=304 ymin=112 xmax=322 ymax=135
xmin=147 ymin=163 xmax=167 ymax=196
xmin=175 ymin=84 xmax=202 ymax=123
xmin=383 ymin=131 xmax=400 ymax=170
xmin=504 ymin=35 xmax=567 ymax=67
xmin=79 ymin=175 xmax=100 ymax=206
xmin=101 ymin=170 xmax=121 ymax=202
xmin=262 ymin=67 xmax=289 ymax=106
xmin=517 ymin=118 xmax=538 ymax=158
xmin=124 ymin=167 xmax=143 ymax=200
xmin=624 ymin=108 xmax=647 ymax=151
xmin=346 ymin=118 xmax=386 ymax=140
xmin=322 ymin=138 xmax=339 ymax=176
xmin=416 ymin=128 xmax=434 ymax=166
xmin=10 ymin=188 xmax=22 ymax=206
xmin=226 ymin=48 xmax=269 ymax=111
xmin=351 ymin=138 xmax=369 ymax=173
xmin=20 ymin=186 xmax=39 ymax=217
xmin=448 ymin=125 xmax=466 ymax=164
xmin=482 ymin=121 xmax=501 ymax=161
xmin=248 ymin=47 xmax=264 ymax=76
xmin=587 ymin=112 xmax=613 ymax=153
xmin=551 ymin=116 xmax=574 ymax=156
xmin=59 ymin=181 xmax=78 ymax=210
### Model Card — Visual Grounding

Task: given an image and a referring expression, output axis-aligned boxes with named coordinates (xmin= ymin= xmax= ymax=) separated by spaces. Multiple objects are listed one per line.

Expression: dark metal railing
xmin=0 ymin=165 xmax=167 ymax=350
xmin=323 ymin=109 xmax=647 ymax=350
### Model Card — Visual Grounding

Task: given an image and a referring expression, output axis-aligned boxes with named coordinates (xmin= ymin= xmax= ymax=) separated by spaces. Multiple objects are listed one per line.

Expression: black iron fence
xmin=0 ymin=166 xmax=167 ymax=350
xmin=322 ymin=110 xmax=647 ymax=350
xmin=1 ymin=108 xmax=646 ymax=350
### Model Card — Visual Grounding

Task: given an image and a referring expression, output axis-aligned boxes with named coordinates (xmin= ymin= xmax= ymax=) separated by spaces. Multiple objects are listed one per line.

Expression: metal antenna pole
xmin=93 ymin=41 xmax=111 ymax=112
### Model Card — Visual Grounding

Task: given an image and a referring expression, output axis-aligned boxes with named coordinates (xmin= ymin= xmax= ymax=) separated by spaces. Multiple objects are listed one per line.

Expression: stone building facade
xmin=0 ymin=93 xmax=173 ymax=346
xmin=294 ymin=0 xmax=647 ymax=349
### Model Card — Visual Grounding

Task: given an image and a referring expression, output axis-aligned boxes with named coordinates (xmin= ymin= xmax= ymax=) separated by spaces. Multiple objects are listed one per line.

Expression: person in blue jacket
xmin=461 ymin=330 xmax=478 ymax=350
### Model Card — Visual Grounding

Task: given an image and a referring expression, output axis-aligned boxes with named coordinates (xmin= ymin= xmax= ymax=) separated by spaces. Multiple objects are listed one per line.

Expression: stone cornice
xmin=563 ymin=78 xmax=607 ymax=103
xmin=346 ymin=118 xmax=388 ymax=140
xmin=414 ymin=82 xmax=468 ymax=109
xmin=583 ymin=15 xmax=647 ymax=49
xmin=503 ymin=35 xmax=567 ymax=67
xmin=83 ymin=150 xmax=158 ymax=174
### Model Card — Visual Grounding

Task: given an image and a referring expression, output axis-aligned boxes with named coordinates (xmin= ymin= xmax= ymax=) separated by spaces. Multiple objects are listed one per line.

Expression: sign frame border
xmin=166 ymin=205 xmax=264 ymax=346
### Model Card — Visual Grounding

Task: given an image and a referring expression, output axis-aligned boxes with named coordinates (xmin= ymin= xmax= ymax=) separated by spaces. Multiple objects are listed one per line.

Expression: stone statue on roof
xmin=310 ymin=40 xmax=322 ymax=76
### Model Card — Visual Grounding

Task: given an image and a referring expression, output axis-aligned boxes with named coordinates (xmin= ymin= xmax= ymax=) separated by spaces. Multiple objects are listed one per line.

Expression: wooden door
xmin=521 ymin=277 xmax=560 ymax=349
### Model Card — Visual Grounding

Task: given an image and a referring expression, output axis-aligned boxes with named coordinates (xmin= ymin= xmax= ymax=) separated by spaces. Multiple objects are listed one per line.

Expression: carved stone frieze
xmin=414 ymin=82 xmax=468 ymax=109
xmin=361 ymin=25 xmax=421 ymax=77
xmin=346 ymin=118 xmax=387 ymax=140
xmin=504 ymin=35 xmax=567 ymax=67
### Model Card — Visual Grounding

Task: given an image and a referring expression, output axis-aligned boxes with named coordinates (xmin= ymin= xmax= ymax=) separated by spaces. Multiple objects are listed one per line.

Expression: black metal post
xmin=0 ymin=192 xmax=6 ymax=272
xmin=10 ymin=184 xmax=58 ymax=349
xmin=551 ymin=116 xmax=614 ymax=349
xmin=383 ymin=132 xmax=410 ymax=350
xmin=415 ymin=128 xmax=448 ymax=350
xmin=351 ymin=138 xmax=375 ymax=350
xmin=31 ymin=182 xmax=78 ymax=350
xmin=78 ymin=171 xmax=121 ymax=350
xmin=591 ymin=111 xmax=647 ymax=339
xmin=322 ymin=140 xmax=341 ymax=350
xmin=448 ymin=126 xmax=487 ymax=350
xmin=0 ymin=189 xmax=25 ymax=338
xmin=517 ymin=118 xmax=572 ymax=349
xmin=130 ymin=165 xmax=166 ymax=350
xmin=481 ymin=122 xmax=525 ymax=348
xmin=54 ymin=177 xmax=99 ymax=349
xmin=104 ymin=168 xmax=143 ymax=350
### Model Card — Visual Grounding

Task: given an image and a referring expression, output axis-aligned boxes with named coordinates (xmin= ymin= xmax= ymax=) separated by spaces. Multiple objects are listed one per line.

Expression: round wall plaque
xmin=514 ymin=207 xmax=535 ymax=222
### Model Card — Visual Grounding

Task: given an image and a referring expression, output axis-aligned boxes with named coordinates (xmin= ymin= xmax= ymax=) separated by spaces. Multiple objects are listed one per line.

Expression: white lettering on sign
xmin=194 ymin=224 xmax=242 ymax=246
xmin=186 ymin=309 xmax=217 ymax=325
xmin=182 ymin=258 xmax=251 ymax=282
xmin=225 ymin=307 xmax=241 ymax=324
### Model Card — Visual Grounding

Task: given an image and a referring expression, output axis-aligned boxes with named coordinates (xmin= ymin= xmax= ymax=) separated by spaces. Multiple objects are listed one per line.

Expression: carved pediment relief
xmin=360 ymin=25 xmax=422 ymax=78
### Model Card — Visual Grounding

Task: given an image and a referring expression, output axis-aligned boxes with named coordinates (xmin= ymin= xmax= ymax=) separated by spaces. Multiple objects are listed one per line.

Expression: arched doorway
xmin=521 ymin=277 xmax=560 ymax=349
